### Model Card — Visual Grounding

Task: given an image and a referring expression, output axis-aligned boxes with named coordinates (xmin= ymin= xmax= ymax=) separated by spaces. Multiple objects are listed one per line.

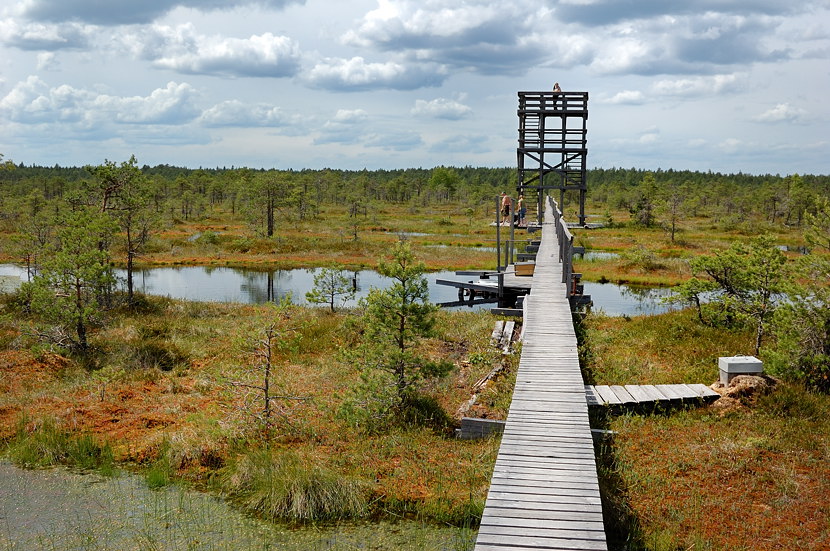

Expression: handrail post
xmin=509 ymin=201 xmax=515 ymax=266
xmin=495 ymin=196 xmax=502 ymax=271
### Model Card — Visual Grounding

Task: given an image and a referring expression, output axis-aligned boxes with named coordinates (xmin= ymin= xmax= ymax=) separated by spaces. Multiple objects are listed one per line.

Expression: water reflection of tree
xmin=239 ymin=269 xmax=297 ymax=304
xmin=619 ymin=285 xmax=675 ymax=314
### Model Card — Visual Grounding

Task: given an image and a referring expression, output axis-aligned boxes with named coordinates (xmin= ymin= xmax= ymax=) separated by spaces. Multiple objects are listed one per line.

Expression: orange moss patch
xmin=0 ymin=350 xmax=65 ymax=396
xmin=615 ymin=413 xmax=830 ymax=550
xmin=0 ymin=351 xmax=218 ymax=461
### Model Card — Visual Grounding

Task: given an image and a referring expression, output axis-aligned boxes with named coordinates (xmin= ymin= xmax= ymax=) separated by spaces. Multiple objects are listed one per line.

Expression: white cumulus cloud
xmin=330 ymin=109 xmax=369 ymax=124
xmin=129 ymin=24 xmax=301 ymax=78
xmin=0 ymin=77 xmax=200 ymax=126
xmin=21 ymin=0 xmax=304 ymax=25
xmin=601 ymin=90 xmax=645 ymax=104
xmin=0 ymin=18 xmax=91 ymax=50
xmin=198 ymin=100 xmax=302 ymax=129
xmin=306 ymin=56 xmax=447 ymax=91
xmin=314 ymin=108 xmax=370 ymax=144
xmin=652 ymin=74 xmax=747 ymax=97
xmin=754 ymin=103 xmax=808 ymax=123
xmin=341 ymin=0 xmax=554 ymax=75
xmin=411 ymin=98 xmax=472 ymax=119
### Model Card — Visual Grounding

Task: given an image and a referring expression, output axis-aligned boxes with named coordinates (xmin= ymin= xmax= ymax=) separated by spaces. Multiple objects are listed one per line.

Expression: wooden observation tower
xmin=517 ymin=91 xmax=588 ymax=226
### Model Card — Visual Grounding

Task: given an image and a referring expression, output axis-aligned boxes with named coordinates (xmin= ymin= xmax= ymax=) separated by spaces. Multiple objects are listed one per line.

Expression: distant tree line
xmin=590 ymin=167 xmax=829 ymax=232
xmin=3 ymin=163 xmax=827 ymax=230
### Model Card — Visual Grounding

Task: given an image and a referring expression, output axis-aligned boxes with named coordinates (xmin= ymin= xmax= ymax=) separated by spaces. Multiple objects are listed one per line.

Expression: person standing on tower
xmin=500 ymin=192 xmax=511 ymax=225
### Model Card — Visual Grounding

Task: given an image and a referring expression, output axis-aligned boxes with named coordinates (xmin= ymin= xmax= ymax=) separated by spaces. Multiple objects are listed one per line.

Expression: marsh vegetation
xmin=0 ymin=159 xmax=828 ymax=549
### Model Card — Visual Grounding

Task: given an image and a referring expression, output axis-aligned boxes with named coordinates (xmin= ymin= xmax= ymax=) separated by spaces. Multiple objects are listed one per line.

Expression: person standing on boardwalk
xmin=517 ymin=194 xmax=526 ymax=227
xmin=553 ymin=82 xmax=561 ymax=93
xmin=500 ymin=192 xmax=511 ymax=225
xmin=552 ymin=82 xmax=562 ymax=109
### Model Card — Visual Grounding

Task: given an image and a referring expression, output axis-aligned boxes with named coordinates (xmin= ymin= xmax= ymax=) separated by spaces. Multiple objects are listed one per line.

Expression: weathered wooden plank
xmin=490 ymin=320 xmax=505 ymax=345
xmin=502 ymin=320 xmax=516 ymax=344
xmin=654 ymin=384 xmax=686 ymax=401
xmin=623 ymin=384 xmax=653 ymax=404
xmin=494 ymin=453 xmax=596 ymax=466
xmin=503 ymin=418 xmax=583 ymax=434
xmin=498 ymin=435 xmax=595 ymax=448
xmin=478 ymin=525 xmax=608 ymax=543
xmin=476 ymin=533 xmax=608 ymax=551
xmin=478 ymin=521 xmax=608 ymax=539
xmin=487 ymin=484 xmax=602 ymax=499
xmin=499 ymin=435 xmax=595 ymax=448
xmin=490 ymin=471 xmax=602 ymax=487
xmin=685 ymin=383 xmax=720 ymax=400
xmin=666 ymin=384 xmax=697 ymax=400
xmin=585 ymin=386 xmax=600 ymax=406
xmin=494 ymin=446 xmax=597 ymax=461
xmin=591 ymin=385 xmax=621 ymax=405
xmin=640 ymin=384 xmax=669 ymax=402
xmin=483 ymin=492 xmax=602 ymax=509
xmin=609 ymin=385 xmax=637 ymax=404
xmin=480 ymin=514 xmax=605 ymax=532
xmin=491 ymin=458 xmax=599 ymax=473
xmin=480 ymin=505 xmax=604 ymax=523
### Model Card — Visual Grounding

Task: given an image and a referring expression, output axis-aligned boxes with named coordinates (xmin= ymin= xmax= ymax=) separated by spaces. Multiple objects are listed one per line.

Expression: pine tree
xmin=340 ymin=242 xmax=452 ymax=429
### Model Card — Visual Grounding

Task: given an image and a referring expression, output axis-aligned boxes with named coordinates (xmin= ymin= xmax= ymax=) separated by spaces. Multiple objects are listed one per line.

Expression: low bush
xmin=619 ymin=245 xmax=665 ymax=272
xmin=756 ymin=383 xmax=825 ymax=421
xmin=131 ymin=339 xmax=188 ymax=371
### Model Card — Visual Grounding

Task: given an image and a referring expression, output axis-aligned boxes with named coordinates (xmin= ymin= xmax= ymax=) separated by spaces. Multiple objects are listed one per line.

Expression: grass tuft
xmin=222 ymin=449 xmax=372 ymax=522
xmin=5 ymin=416 xmax=115 ymax=475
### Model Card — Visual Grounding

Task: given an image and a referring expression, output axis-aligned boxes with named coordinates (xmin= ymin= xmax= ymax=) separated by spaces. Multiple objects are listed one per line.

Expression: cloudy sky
xmin=0 ymin=0 xmax=828 ymax=174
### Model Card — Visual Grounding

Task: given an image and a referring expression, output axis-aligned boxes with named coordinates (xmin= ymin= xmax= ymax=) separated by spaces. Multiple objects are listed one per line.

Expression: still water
xmin=0 ymin=462 xmax=473 ymax=550
xmin=0 ymin=264 xmax=678 ymax=316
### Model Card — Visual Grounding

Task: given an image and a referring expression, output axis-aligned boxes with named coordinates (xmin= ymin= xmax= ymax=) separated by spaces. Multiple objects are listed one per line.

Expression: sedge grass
xmin=221 ymin=449 xmax=372 ymax=522
xmin=4 ymin=417 xmax=115 ymax=476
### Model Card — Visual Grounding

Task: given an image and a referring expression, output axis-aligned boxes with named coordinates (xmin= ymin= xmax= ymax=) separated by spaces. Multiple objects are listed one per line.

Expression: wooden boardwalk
xmin=585 ymin=384 xmax=719 ymax=407
xmin=475 ymin=203 xmax=608 ymax=551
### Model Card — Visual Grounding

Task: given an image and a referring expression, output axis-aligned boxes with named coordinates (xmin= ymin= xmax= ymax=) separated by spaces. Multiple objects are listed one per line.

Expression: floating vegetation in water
xmin=0 ymin=462 xmax=476 ymax=550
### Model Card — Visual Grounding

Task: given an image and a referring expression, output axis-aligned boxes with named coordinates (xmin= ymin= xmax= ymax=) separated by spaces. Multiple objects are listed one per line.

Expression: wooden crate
xmin=514 ymin=262 xmax=535 ymax=276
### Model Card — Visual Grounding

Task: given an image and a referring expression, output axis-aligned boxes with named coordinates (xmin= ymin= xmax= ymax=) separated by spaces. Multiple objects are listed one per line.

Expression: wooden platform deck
xmin=585 ymin=384 xmax=719 ymax=407
xmin=475 ymin=204 xmax=608 ymax=551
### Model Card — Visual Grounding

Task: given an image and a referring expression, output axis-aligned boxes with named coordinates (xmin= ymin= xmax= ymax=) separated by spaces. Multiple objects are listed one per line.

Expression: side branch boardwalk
xmin=475 ymin=202 xmax=607 ymax=550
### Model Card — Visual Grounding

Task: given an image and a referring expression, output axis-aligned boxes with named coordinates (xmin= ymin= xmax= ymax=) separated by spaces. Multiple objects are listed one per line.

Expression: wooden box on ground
xmin=514 ymin=262 xmax=535 ymax=276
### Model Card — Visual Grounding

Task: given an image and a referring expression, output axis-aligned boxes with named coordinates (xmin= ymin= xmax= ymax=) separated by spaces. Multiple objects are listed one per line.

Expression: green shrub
xmin=222 ymin=449 xmax=371 ymax=522
xmin=620 ymin=245 xmax=664 ymax=272
xmin=228 ymin=236 xmax=254 ymax=252
xmin=141 ymin=236 xmax=168 ymax=254
xmin=124 ymin=320 xmax=189 ymax=371
xmin=756 ymin=383 xmax=825 ymax=421
xmin=196 ymin=230 xmax=220 ymax=245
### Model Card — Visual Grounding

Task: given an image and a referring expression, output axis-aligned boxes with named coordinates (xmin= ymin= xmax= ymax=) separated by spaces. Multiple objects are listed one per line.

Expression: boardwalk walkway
xmin=474 ymin=203 xmax=608 ymax=550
